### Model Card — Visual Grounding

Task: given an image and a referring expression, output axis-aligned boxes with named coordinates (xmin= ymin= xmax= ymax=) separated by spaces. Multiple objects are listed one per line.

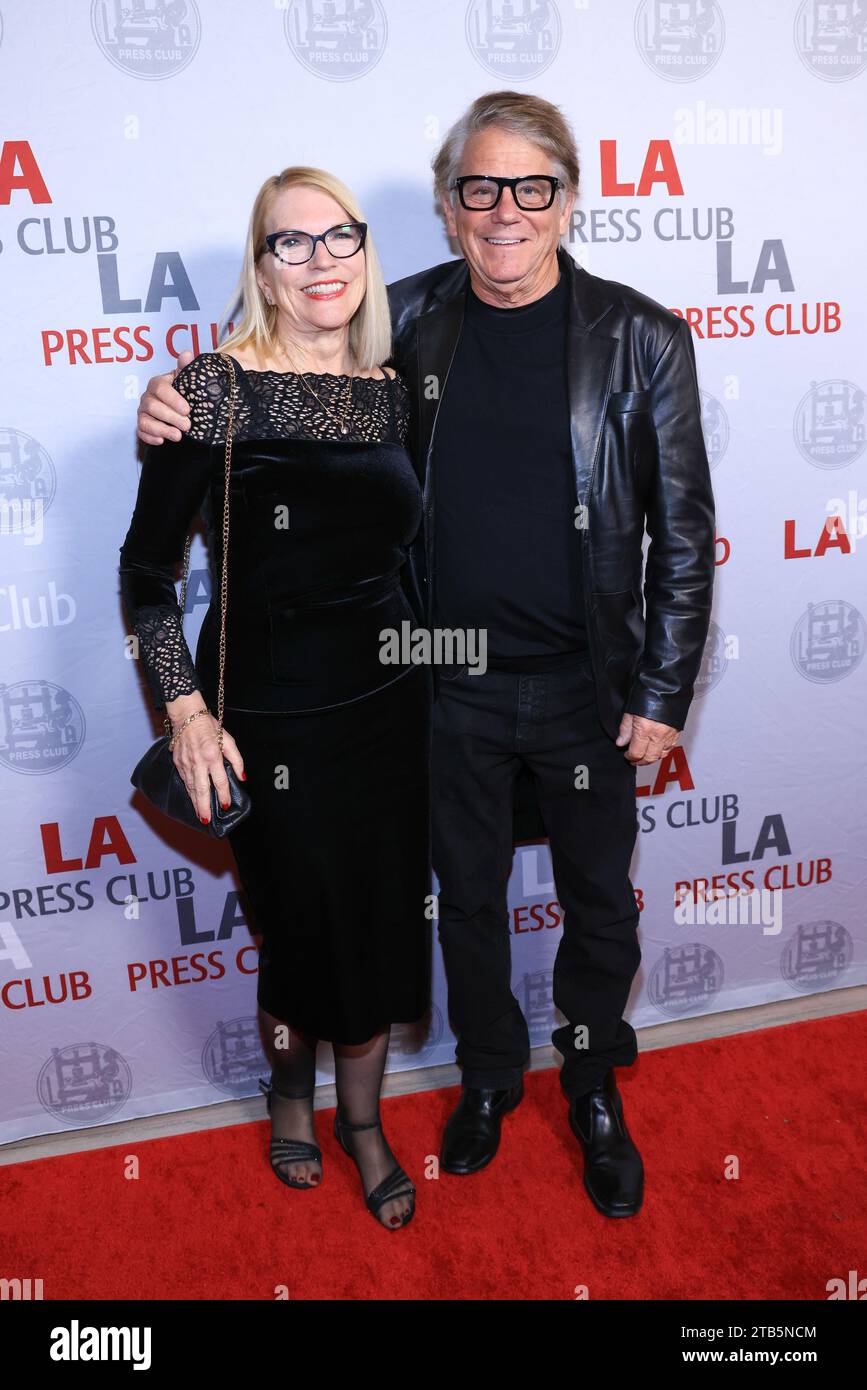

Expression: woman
xmin=119 ymin=167 xmax=431 ymax=1231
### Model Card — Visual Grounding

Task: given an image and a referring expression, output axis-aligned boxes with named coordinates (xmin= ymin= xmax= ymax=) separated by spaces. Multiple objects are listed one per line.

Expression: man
xmin=136 ymin=91 xmax=715 ymax=1219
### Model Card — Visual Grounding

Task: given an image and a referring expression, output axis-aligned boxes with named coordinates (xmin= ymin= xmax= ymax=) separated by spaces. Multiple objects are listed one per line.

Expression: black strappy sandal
xmin=258 ymin=1075 xmax=323 ymax=1190
xmin=333 ymin=1107 xmax=415 ymax=1229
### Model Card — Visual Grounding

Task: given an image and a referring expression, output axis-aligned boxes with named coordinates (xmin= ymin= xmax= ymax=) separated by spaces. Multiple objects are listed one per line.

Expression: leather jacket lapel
xmin=416 ymin=285 xmax=467 ymax=480
xmin=559 ymin=248 xmax=618 ymax=507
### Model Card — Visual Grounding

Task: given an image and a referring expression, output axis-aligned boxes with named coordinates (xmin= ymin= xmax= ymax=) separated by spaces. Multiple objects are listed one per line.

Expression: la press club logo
xmin=0 ymin=428 xmax=56 ymax=535
xmin=634 ymin=0 xmax=725 ymax=82
xmin=0 ymin=680 xmax=85 ymax=775
xmin=633 ymin=1 xmax=866 ymax=84
xmin=647 ymin=801 xmax=854 ymax=1016
xmin=284 ymin=0 xmax=387 ymax=81
xmin=91 ymin=0 xmax=201 ymax=80
xmin=794 ymin=380 xmax=866 ymax=470
xmin=567 ymin=140 xmax=840 ymax=340
xmin=466 ymin=0 xmax=561 ymax=80
xmin=794 ymin=0 xmax=867 ymax=82
xmin=790 ymin=600 xmax=865 ymax=682
xmin=648 ymin=916 xmax=855 ymax=1017
xmin=203 ymin=1017 xmax=267 ymax=1097
xmin=0 ymin=140 xmax=228 ymax=367
xmin=37 ymin=1042 xmax=132 ymax=1125
xmin=693 ymin=600 xmax=865 ymax=689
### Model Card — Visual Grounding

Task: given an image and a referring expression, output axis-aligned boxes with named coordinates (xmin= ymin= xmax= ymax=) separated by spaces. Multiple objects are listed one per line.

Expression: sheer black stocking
xmin=260 ymin=1006 xmax=321 ymax=1186
xmin=333 ymin=1027 xmax=414 ymax=1229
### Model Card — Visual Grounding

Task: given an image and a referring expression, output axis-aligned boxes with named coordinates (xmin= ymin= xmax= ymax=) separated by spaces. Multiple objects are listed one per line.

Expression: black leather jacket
xmin=386 ymin=244 xmax=716 ymax=743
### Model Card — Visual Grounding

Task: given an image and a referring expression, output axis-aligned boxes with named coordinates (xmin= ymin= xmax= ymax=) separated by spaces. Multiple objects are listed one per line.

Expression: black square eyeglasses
xmin=450 ymin=176 xmax=563 ymax=211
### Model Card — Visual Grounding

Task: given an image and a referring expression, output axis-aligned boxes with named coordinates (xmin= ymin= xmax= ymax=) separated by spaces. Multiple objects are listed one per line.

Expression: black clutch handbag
xmin=130 ymin=354 xmax=252 ymax=838
xmin=131 ymin=738 xmax=250 ymax=836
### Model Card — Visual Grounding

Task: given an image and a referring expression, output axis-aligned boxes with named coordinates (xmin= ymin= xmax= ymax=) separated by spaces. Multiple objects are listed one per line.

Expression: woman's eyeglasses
xmin=264 ymin=221 xmax=368 ymax=265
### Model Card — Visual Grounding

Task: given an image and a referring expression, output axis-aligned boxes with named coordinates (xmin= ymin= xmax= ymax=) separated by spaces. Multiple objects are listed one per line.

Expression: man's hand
xmin=137 ymin=349 xmax=195 ymax=446
xmin=615 ymin=712 xmax=679 ymax=766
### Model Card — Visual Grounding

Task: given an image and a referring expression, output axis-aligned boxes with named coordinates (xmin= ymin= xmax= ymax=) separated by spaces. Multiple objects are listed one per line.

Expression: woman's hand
xmin=167 ymin=692 xmax=245 ymax=824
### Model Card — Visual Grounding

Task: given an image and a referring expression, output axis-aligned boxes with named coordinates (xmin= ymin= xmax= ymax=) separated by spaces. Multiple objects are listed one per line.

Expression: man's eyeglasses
xmin=450 ymin=175 xmax=563 ymax=211
xmin=264 ymin=221 xmax=368 ymax=265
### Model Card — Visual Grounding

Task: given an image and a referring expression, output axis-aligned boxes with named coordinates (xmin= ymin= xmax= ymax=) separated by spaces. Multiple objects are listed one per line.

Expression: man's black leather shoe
xmin=440 ymin=1081 xmax=524 ymax=1175
xmin=568 ymin=1069 xmax=644 ymax=1217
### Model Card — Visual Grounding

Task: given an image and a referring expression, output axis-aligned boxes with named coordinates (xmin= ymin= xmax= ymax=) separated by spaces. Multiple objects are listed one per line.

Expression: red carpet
xmin=2 ymin=1013 xmax=864 ymax=1300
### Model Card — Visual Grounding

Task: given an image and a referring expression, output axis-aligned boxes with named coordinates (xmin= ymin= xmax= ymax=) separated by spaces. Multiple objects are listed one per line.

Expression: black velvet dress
xmin=119 ymin=352 xmax=431 ymax=1043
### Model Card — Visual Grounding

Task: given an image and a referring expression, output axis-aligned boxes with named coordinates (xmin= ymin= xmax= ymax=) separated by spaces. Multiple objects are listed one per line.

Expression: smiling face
xmin=255 ymin=184 xmax=367 ymax=351
xmin=440 ymin=127 xmax=575 ymax=308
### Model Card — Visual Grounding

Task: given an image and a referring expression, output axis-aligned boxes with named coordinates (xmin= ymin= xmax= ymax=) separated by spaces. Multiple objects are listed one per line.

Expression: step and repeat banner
xmin=1 ymin=1 xmax=865 ymax=1142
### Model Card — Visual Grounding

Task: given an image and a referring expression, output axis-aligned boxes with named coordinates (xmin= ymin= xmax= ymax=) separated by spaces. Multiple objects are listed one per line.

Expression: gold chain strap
xmin=176 ymin=353 xmax=237 ymax=754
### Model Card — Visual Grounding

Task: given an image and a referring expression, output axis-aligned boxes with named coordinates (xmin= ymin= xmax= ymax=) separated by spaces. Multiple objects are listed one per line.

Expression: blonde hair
xmin=217 ymin=166 xmax=392 ymax=370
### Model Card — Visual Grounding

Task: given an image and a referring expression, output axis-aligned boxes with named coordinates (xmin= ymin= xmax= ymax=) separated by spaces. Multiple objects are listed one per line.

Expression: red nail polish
xmin=221 ymin=801 xmax=230 ymax=810
xmin=240 ymin=771 xmax=247 ymax=781
xmin=200 ymin=815 xmax=210 ymax=824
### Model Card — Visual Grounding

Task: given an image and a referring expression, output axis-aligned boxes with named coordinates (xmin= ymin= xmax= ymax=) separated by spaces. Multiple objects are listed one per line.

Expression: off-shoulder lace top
xmin=119 ymin=351 xmax=411 ymax=711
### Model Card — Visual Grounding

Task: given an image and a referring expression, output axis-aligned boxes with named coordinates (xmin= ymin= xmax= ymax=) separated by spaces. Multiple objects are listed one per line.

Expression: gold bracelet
xmin=166 ymin=706 xmax=210 ymax=752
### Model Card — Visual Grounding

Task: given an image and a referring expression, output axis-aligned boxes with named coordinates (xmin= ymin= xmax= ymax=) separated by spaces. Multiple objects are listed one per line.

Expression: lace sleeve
xmin=172 ymin=352 xmax=235 ymax=444
xmin=129 ymin=603 xmax=201 ymax=711
xmin=119 ymin=361 xmax=224 ymax=710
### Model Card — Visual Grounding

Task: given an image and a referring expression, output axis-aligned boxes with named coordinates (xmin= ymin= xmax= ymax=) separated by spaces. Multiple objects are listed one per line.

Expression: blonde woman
xmin=119 ymin=168 xmax=430 ymax=1230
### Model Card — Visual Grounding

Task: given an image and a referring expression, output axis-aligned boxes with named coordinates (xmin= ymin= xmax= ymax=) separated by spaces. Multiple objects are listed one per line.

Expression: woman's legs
xmin=333 ymin=1027 xmax=413 ymax=1229
xmin=260 ymin=1005 xmax=321 ymax=1185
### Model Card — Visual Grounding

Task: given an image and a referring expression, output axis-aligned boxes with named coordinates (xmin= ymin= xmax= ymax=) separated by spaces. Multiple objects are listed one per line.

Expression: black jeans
xmin=431 ymin=658 xmax=641 ymax=1100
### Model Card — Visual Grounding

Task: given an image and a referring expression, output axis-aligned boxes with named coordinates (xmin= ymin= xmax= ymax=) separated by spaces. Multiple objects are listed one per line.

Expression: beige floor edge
xmin=3 ymin=984 xmax=864 ymax=1168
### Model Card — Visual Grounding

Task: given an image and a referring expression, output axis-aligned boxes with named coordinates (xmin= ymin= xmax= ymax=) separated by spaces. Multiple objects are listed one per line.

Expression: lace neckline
xmin=168 ymin=350 xmax=408 ymax=449
xmin=227 ymin=357 xmax=393 ymax=384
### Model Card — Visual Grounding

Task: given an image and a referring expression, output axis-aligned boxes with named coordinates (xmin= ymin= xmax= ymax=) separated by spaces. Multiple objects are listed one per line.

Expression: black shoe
xmin=440 ymin=1081 xmax=524 ymax=1175
xmin=568 ymin=1070 xmax=644 ymax=1217
xmin=333 ymin=1108 xmax=415 ymax=1230
xmin=258 ymin=1075 xmax=323 ymax=1190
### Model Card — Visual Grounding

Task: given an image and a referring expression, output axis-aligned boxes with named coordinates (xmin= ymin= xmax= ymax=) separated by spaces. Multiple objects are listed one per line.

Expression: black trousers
xmin=431 ymin=658 xmax=641 ymax=1100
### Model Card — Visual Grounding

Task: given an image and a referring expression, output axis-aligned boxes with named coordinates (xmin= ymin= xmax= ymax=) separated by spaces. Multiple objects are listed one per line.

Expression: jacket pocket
xmin=593 ymin=588 xmax=645 ymax=656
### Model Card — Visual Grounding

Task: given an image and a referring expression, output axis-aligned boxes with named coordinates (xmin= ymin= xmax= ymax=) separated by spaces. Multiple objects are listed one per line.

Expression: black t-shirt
xmin=431 ymin=270 xmax=588 ymax=671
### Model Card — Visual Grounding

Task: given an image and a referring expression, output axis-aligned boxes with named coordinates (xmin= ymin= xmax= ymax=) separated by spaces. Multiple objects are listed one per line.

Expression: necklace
xmin=274 ymin=342 xmax=355 ymax=434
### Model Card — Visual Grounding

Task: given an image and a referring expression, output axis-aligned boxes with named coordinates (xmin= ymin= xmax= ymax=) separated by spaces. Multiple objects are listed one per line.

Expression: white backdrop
xmin=1 ymin=0 xmax=865 ymax=1142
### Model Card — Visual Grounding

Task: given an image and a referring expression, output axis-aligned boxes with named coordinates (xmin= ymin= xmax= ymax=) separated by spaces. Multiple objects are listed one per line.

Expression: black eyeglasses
xmin=263 ymin=221 xmax=368 ymax=265
xmin=450 ymin=175 xmax=563 ymax=211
